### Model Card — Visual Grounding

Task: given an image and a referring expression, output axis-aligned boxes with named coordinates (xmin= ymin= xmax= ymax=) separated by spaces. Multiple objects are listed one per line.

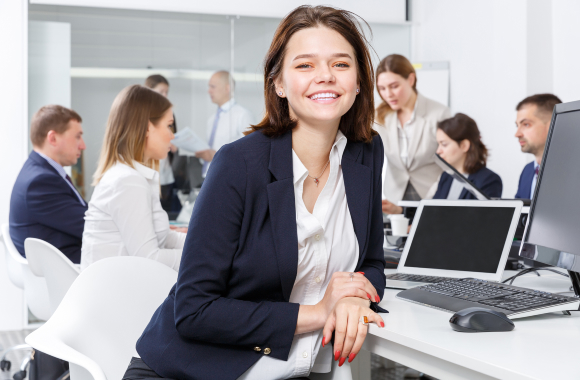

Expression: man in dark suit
xmin=9 ymin=105 xmax=87 ymax=264
xmin=514 ymin=94 xmax=562 ymax=199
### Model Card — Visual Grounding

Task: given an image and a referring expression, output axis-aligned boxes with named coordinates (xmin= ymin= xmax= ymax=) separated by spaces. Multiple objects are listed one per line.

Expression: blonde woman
xmin=374 ymin=54 xmax=450 ymax=214
xmin=81 ymin=85 xmax=186 ymax=271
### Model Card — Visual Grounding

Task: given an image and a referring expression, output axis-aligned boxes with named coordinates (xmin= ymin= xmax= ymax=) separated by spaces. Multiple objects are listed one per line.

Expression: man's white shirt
xmin=203 ymin=99 xmax=253 ymax=177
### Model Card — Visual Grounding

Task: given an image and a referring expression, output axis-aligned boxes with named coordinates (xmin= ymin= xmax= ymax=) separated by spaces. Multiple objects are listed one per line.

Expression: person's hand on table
xmin=382 ymin=199 xmax=403 ymax=215
xmin=195 ymin=149 xmax=216 ymax=162
xmin=295 ymin=272 xmax=379 ymax=336
xmin=322 ymin=297 xmax=385 ymax=367
xmin=316 ymin=272 xmax=380 ymax=318
xmin=169 ymin=225 xmax=188 ymax=233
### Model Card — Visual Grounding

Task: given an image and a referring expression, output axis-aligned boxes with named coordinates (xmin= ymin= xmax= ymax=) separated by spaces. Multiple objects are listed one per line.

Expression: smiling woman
xmin=128 ymin=6 xmax=387 ymax=380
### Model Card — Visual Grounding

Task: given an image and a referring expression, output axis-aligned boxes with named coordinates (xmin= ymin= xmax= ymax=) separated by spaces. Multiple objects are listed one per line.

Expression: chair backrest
xmin=2 ymin=223 xmax=26 ymax=289
xmin=25 ymin=238 xmax=80 ymax=316
xmin=26 ymin=256 xmax=177 ymax=380
xmin=1 ymin=224 xmax=51 ymax=321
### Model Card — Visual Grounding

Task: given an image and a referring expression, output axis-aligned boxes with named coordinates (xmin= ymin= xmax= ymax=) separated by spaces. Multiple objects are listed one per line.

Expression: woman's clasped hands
xmin=315 ymin=272 xmax=385 ymax=367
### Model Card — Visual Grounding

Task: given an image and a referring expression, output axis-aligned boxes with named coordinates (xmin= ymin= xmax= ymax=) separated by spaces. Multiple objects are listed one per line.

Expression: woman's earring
xmin=356 ymin=88 xmax=360 ymax=94
xmin=278 ymin=91 xmax=283 ymax=96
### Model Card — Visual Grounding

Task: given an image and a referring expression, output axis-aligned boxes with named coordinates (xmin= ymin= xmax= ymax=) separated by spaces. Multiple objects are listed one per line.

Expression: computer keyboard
xmin=397 ymin=278 xmax=580 ymax=319
xmin=386 ymin=273 xmax=455 ymax=283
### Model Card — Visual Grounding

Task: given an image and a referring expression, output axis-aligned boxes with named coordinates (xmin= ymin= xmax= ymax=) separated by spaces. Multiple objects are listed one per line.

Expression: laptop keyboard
xmin=421 ymin=278 xmax=575 ymax=312
xmin=386 ymin=273 xmax=455 ymax=283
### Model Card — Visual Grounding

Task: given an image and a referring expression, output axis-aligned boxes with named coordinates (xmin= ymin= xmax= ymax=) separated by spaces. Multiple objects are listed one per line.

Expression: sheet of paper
xmin=172 ymin=128 xmax=209 ymax=153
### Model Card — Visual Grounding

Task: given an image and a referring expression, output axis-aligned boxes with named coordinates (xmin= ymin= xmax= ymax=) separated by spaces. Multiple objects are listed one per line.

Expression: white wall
xmin=29 ymin=21 xmax=72 ymax=127
xmin=0 ymin=0 xmax=28 ymax=331
xmin=412 ymin=0 xmax=531 ymax=198
xmin=552 ymin=0 xmax=580 ymax=101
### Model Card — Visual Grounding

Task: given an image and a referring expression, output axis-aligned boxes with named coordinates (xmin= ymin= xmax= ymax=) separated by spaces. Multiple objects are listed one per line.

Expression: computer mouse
xmin=449 ymin=307 xmax=515 ymax=332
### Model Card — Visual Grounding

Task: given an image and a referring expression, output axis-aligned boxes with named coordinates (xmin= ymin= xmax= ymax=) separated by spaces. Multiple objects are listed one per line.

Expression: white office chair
xmin=25 ymin=256 xmax=177 ymax=380
xmin=25 ymin=238 xmax=80 ymax=316
xmin=1 ymin=224 xmax=51 ymax=321
xmin=0 ymin=224 xmax=50 ymax=378
xmin=1 ymin=223 xmax=26 ymax=290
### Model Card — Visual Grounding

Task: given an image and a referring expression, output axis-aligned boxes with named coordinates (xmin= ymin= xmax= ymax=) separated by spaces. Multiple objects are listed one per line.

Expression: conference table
xmin=349 ymin=269 xmax=580 ymax=380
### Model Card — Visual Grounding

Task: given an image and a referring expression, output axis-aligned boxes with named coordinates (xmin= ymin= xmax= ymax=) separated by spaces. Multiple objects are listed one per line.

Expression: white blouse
xmin=81 ymin=162 xmax=186 ymax=271
xmin=239 ymin=131 xmax=359 ymax=379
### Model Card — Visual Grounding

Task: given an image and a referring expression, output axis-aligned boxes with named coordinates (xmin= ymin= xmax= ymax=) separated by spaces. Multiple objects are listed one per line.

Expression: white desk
xmin=353 ymin=269 xmax=580 ymax=380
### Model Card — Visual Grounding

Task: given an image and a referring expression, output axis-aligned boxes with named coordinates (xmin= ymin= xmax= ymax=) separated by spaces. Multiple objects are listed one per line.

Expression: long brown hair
xmin=245 ymin=5 xmax=376 ymax=143
xmin=93 ymin=85 xmax=172 ymax=185
xmin=375 ymin=54 xmax=417 ymax=125
xmin=437 ymin=113 xmax=488 ymax=174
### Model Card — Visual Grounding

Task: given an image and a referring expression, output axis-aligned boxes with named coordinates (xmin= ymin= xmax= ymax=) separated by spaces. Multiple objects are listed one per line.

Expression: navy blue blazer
xmin=433 ymin=166 xmax=503 ymax=200
xmin=515 ymin=162 xmax=535 ymax=199
xmin=136 ymin=130 xmax=387 ymax=380
xmin=9 ymin=151 xmax=87 ymax=263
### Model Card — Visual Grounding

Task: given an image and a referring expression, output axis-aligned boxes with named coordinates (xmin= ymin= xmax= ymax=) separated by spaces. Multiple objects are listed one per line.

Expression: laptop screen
xmin=404 ymin=205 xmax=516 ymax=273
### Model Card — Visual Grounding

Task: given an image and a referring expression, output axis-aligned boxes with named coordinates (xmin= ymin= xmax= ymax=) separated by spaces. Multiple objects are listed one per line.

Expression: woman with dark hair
xmin=124 ymin=5 xmax=387 ymax=380
xmin=428 ymin=113 xmax=502 ymax=199
xmin=374 ymin=54 xmax=451 ymax=215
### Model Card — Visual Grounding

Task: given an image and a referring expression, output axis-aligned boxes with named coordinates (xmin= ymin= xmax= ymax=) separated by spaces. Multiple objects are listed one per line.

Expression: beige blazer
xmin=375 ymin=93 xmax=451 ymax=203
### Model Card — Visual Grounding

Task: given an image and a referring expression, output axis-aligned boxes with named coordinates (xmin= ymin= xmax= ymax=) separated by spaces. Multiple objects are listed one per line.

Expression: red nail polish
xmin=375 ymin=295 xmax=380 ymax=303
xmin=339 ymin=357 xmax=346 ymax=367
xmin=380 ymin=321 xmax=385 ymax=327
xmin=334 ymin=350 xmax=341 ymax=361
xmin=322 ymin=337 xmax=325 ymax=348
xmin=357 ymin=271 xmax=365 ymax=275
xmin=367 ymin=293 xmax=372 ymax=300
xmin=348 ymin=353 xmax=356 ymax=363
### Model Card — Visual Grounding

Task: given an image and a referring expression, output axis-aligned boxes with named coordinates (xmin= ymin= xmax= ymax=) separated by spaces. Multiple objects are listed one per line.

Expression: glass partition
xmin=29 ymin=4 xmax=410 ymax=200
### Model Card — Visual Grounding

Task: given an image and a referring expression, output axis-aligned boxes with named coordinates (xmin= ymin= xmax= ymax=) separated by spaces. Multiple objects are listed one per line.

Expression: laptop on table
xmin=386 ymin=199 xmax=523 ymax=289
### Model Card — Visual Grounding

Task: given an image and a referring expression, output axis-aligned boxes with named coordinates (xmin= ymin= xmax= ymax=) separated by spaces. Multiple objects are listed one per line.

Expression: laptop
xmin=386 ymin=199 xmax=523 ymax=289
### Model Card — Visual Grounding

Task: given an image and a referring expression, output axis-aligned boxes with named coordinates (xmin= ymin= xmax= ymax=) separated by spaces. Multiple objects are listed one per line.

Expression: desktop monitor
xmin=520 ymin=100 xmax=580 ymax=296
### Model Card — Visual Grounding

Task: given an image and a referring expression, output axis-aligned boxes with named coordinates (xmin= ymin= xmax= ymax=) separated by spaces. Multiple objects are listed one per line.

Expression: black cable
xmin=502 ymin=267 xmax=570 ymax=285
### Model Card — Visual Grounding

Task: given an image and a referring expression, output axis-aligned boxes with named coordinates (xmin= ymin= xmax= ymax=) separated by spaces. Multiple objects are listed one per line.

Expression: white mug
xmin=391 ymin=217 xmax=409 ymax=236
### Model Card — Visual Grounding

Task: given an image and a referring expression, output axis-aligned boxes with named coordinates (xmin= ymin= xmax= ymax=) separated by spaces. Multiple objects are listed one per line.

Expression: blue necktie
xmin=202 ymin=108 xmax=222 ymax=176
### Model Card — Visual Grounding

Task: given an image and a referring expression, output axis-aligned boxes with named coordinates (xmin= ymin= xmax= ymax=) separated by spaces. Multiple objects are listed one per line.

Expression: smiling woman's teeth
xmin=310 ymin=93 xmax=338 ymax=100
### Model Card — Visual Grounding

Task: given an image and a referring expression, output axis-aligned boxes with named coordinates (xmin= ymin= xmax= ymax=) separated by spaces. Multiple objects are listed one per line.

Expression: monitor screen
xmin=405 ymin=205 xmax=516 ymax=273
xmin=522 ymin=107 xmax=580 ymax=271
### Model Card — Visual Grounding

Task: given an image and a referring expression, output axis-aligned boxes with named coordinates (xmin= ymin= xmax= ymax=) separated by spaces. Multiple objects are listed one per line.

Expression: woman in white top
xmin=81 ymin=85 xmax=186 ymax=271
xmin=374 ymin=54 xmax=451 ymax=214
xmin=144 ymin=74 xmax=182 ymax=214
xmin=126 ymin=6 xmax=386 ymax=380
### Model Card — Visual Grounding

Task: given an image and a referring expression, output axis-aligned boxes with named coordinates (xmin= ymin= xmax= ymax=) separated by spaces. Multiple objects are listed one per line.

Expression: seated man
xmin=10 ymin=105 xmax=87 ymax=263
xmin=514 ymin=94 xmax=562 ymax=199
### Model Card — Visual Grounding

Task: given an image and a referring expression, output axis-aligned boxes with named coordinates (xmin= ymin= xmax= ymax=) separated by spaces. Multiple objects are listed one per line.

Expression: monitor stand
xmin=569 ymin=270 xmax=580 ymax=298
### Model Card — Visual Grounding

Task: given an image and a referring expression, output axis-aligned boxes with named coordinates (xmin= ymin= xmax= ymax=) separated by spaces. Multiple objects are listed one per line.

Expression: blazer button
xmin=254 ymin=347 xmax=261 ymax=352
xmin=263 ymin=348 xmax=271 ymax=355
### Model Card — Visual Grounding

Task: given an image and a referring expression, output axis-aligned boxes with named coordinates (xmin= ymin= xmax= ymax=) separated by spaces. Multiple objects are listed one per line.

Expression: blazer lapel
xmin=406 ymin=116 xmax=426 ymax=168
xmin=342 ymin=141 xmax=372 ymax=268
xmin=406 ymin=94 xmax=429 ymax=168
xmin=266 ymin=131 xmax=298 ymax=301
xmin=384 ymin=112 xmax=405 ymax=169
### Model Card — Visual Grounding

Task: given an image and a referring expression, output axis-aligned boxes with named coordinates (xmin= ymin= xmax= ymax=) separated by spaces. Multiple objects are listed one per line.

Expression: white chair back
xmin=25 ymin=256 xmax=177 ymax=380
xmin=25 ymin=238 xmax=80 ymax=316
xmin=2 ymin=223 xmax=26 ymax=289
xmin=1 ymin=223 xmax=51 ymax=321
